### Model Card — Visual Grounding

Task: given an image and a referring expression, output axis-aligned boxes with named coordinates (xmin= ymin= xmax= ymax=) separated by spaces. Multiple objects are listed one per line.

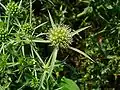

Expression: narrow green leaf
xmin=77 ymin=11 xmax=85 ymax=18
xmin=38 ymin=71 xmax=47 ymax=90
xmin=77 ymin=7 xmax=92 ymax=18
xmin=97 ymin=11 xmax=109 ymax=23
xmin=25 ymin=15 xmax=29 ymax=24
xmin=69 ymin=46 xmax=95 ymax=62
xmin=7 ymin=14 xmax=10 ymax=31
xmin=48 ymin=10 xmax=55 ymax=28
xmin=46 ymin=49 xmax=55 ymax=67
xmin=32 ymin=39 xmax=51 ymax=43
xmin=17 ymin=71 xmax=23 ymax=83
xmin=17 ymin=81 xmax=29 ymax=90
xmin=36 ymin=33 xmax=48 ymax=37
xmin=32 ymin=22 xmax=48 ymax=35
xmin=30 ymin=0 xmax=32 ymax=24
xmin=0 ymin=3 xmax=6 ymax=10
xmin=15 ymin=18 xmax=21 ymax=28
xmin=34 ymin=22 xmax=48 ymax=30
xmin=71 ymin=26 xmax=91 ymax=36
xmin=47 ymin=47 xmax=58 ymax=80
xmin=7 ymin=62 xmax=19 ymax=67
xmin=0 ymin=43 xmax=4 ymax=53
xmin=32 ymin=46 xmax=45 ymax=65
xmin=30 ymin=45 xmax=34 ymax=58
xmin=18 ymin=0 xmax=22 ymax=8
xmin=22 ymin=45 xmax=25 ymax=56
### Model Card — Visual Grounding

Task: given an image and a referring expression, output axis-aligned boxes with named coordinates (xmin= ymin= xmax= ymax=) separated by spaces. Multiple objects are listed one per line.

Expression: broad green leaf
xmin=59 ymin=77 xmax=79 ymax=90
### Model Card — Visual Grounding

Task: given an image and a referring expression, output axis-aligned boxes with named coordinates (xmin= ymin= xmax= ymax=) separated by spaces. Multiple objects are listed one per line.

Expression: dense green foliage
xmin=0 ymin=0 xmax=120 ymax=89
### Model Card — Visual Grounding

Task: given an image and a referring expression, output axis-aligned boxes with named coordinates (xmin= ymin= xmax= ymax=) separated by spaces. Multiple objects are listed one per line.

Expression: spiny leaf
xmin=32 ymin=46 xmax=45 ymax=65
xmin=32 ymin=39 xmax=51 ymax=43
xmin=69 ymin=46 xmax=95 ymax=62
xmin=0 ymin=3 xmax=6 ymax=10
xmin=32 ymin=22 xmax=48 ymax=35
xmin=18 ymin=0 xmax=22 ymax=8
xmin=48 ymin=10 xmax=55 ymax=28
xmin=71 ymin=26 xmax=91 ymax=36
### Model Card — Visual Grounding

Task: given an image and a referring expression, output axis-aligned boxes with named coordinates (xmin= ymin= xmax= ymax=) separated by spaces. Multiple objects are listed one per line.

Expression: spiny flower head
xmin=21 ymin=23 xmax=32 ymax=33
xmin=0 ymin=27 xmax=8 ymax=42
xmin=6 ymin=1 xmax=20 ymax=16
xmin=48 ymin=25 xmax=72 ymax=48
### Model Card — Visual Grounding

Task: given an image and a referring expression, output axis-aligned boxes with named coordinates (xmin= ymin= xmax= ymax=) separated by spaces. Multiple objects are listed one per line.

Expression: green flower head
xmin=48 ymin=25 xmax=72 ymax=48
xmin=0 ymin=27 xmax=8 ymax=42
xmin=21 ymin=23 xmax=32 ymax=33
xmin=6 ymin=2 xmax=20 ymax=16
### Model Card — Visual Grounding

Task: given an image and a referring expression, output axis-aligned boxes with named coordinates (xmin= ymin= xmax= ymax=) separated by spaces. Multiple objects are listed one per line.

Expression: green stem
xmin=47 ymin=46 xmax=59 ymax=80
xmin=7 ymin=14 xmax=10 ymax=31
xmin=38 ymin=71 xmax=47 ymax=90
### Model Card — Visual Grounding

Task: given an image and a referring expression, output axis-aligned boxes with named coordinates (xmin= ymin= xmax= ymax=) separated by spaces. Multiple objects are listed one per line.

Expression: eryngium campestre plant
xmin=48 ymin=25 xmax=72 ymax=48
xmin=6 ymin=1 xmax=20 ymax=16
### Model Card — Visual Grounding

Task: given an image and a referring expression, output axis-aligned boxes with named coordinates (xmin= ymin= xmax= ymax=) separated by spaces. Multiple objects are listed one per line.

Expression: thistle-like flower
xmin=21 ymin=23 xmax=32 ymax=33
xmin=6 ymin=2 xmax=20 ymax=16
xmin=48 ymin=25 xmax=72 ymax=48
xmin=0 ymin=27 xmax=8 ymax=42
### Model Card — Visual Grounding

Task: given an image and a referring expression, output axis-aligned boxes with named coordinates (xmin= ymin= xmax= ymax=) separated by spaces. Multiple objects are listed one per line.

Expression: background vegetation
xmin=0 ymin=0 xmax=120 ymax=90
